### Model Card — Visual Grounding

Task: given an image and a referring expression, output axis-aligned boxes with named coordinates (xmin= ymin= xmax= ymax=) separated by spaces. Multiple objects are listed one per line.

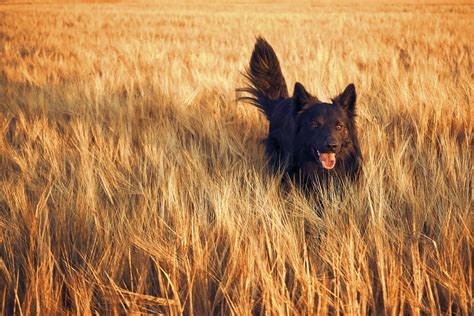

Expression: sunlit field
xmin=0 ymin=1 xmax=472 ymax=314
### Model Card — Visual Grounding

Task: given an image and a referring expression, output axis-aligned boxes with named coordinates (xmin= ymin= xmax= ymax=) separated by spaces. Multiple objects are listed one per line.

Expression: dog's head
xmin=292 ymin=82 xmax=358 ymax=170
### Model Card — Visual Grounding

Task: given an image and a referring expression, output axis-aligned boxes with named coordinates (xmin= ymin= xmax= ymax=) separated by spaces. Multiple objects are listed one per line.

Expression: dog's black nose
xmin=325 ymin=142 xmax=338 ymax=150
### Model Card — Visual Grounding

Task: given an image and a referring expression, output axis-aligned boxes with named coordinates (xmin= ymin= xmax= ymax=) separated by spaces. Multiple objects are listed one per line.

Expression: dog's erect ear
xmin=293 ymin=82 xmax=311 ymax=111
xmin=335 ymin=83 xmax=356 ymax=117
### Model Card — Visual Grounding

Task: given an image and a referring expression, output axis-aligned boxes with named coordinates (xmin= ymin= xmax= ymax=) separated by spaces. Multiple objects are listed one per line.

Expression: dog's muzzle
xmin=313 ymin=149 xmax=337 ymax=170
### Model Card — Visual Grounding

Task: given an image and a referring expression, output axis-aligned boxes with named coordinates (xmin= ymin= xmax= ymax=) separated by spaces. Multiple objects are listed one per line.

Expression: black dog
xmin=238 ymin=38 xmax=362 ymax=185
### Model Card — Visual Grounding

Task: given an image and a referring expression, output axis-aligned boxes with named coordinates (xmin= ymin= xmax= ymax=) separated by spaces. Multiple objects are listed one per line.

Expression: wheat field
xmin=0 ymin=1 xmax=472 ymax=315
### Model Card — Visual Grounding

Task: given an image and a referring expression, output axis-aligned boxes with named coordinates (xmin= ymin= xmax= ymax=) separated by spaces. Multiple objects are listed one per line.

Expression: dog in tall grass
xmin=239 ymin=38 xmax=362 ymax=185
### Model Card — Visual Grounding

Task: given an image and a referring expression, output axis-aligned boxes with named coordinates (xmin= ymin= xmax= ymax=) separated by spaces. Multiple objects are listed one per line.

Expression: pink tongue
xmin=319 ymin=153 xmax=336 ymax=170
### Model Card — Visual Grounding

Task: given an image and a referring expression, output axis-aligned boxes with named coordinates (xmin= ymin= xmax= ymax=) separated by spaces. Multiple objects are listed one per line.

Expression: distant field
xmin=0 ymin=2 xmax=472 ymax=314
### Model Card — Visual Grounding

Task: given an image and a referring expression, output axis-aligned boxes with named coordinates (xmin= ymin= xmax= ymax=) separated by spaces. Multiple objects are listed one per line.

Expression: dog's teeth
xmin=316 ymin=150 xmax=320 ymax=156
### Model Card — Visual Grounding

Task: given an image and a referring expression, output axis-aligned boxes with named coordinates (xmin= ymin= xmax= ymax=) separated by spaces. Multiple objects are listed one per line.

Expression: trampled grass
xmin=0 ymin=2 xmax=472 ymax=314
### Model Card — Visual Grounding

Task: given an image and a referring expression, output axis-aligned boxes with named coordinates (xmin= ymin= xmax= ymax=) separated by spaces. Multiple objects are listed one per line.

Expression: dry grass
xmin=0 ymin=2 xmax=472 ymax=315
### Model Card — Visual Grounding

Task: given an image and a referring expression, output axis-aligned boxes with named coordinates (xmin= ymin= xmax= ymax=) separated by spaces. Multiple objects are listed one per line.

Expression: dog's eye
xmin=336 ymin=124 xmax=343 ymax=130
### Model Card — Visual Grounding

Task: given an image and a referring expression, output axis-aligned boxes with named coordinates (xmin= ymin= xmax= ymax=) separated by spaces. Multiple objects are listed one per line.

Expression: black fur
xmin=238 ymin=37 xmax=362 ymax=185
xmin=237 ymin=37 xmax=289 ymax=120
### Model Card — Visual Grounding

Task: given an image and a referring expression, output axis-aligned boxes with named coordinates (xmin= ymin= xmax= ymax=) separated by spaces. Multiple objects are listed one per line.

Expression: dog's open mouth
xmin=316 ymin=150 xmax=336 ymax=170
